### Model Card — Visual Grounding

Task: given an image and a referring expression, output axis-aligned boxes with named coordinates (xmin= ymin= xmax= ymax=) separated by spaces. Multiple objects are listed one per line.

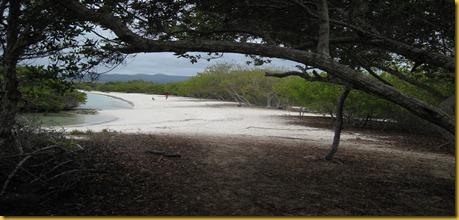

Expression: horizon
xmin=93 ymin=52 xmax=301 ymax=76
xmin=28 ymin=52 xmax=301 ymax=77
xmin=100 ymin=72 xmax=190 ymax=76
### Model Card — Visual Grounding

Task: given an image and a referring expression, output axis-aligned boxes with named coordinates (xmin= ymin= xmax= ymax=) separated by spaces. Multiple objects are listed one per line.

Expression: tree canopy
xmin=0 ymin=0 xmax=456 ymax=142
xmin=48 ymin=0 xmax=455 ymax=137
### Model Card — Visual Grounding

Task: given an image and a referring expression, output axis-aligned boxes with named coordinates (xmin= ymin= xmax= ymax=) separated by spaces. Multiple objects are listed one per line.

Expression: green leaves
xmin=1 ymin=66 xmax=87 ymax=112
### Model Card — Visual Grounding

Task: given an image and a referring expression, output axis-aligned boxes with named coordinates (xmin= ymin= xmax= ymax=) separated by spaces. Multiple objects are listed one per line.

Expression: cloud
xmin=24 ymin=26 xmax=301 ymax=76
xmin=26 ymin=52 xmax=301 ymax=76
xmin=101 ymin=52 xmax=300 ymax=76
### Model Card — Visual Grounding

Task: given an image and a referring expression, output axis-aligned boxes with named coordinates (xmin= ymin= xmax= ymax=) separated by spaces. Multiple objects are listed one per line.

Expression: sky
xmin=25 ymin=27 xmax=301 ymax=76
xmin=27 ymin=52 xmax=300 ymax=76
xmin=102 ymin=52 xmax=300 ymax=76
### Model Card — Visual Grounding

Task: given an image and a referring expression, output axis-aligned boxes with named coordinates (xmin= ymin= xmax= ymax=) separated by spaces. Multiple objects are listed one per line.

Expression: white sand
xmin=62 ymin=91 xmax=379 ymax=142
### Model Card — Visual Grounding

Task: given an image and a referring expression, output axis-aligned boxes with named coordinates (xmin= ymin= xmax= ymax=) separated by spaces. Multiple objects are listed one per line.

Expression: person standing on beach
xmin=164 ymin=92 xmax=169 ymax=100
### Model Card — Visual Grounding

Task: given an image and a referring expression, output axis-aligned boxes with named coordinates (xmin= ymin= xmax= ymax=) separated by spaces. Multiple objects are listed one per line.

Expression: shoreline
xmin=62 ymin=91 xmax=383 ymax=143
xmin=82 ymin=90 xmax=136 ymax=107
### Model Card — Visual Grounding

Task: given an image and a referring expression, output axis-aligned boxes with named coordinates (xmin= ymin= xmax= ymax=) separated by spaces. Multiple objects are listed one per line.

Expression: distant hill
xmin=93 ymin=73 xmax=190 ymax=83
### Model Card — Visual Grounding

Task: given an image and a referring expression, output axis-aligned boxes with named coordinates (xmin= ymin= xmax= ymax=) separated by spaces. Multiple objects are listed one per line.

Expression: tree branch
xmin=374 ymin=64 xmax=447 ymax=100
xmin=328 ymin=18 xmax=455 ymax=73
xmin=348 ymin=54 xmax=393 ymax=86
xmin=53 ymin=0 xmax=455 ymax=136
xmin=265 ymin=70 xmax=349 ymax=86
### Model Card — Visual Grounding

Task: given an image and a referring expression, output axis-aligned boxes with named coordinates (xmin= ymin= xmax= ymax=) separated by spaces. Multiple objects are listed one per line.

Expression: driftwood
xmin=0 ymin=145 xmax=62 ymax=160
xmin=145 ymin=150 xmax=165 ymax=155
xmin=1 ymin=145 xmax=65 ymax=196
xmin=30 ymin=160 xmax=74 ymax=184
xmin=1 ymin=142 xmax=83 ymax=197
xmin=1 ymin=155 xmax=32 ymax=196
xmin=145 ymin=150 xmax=181 ymax=158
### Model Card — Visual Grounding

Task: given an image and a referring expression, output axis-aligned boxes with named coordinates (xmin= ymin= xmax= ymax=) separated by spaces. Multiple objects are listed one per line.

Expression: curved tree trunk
xmin=325 ymin=87 xmax=351 ymax=161
xmin=55 ymin=0 xmax=456 ymax=139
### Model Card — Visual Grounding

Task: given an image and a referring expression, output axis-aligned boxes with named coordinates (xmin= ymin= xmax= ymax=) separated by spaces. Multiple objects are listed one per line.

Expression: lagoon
xmin=78 ymin=92 xmax=132 ymax=110
xmin=20 ymin=92 xmax=132 ymax=127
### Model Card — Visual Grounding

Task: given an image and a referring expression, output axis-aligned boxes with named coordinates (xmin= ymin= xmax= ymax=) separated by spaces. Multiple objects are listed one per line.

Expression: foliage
xmin=0 ymin=118 xmax=85 ymax=204
xmin=1 ymin=66 xmax=87 ymax=113
xmin=78 ymin=63 xmax=454 ymax=133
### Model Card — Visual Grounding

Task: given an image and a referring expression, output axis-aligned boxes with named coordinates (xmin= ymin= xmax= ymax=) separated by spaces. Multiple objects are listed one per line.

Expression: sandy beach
xmin=8 ymin=91 xmax=454 ymax=215
xmin=62 ymin=91 xmax=380 ymax=142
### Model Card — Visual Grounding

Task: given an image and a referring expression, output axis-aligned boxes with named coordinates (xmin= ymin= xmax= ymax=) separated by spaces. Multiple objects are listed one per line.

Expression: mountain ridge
xmin=94 ymin=73 xmax=190 ymax=83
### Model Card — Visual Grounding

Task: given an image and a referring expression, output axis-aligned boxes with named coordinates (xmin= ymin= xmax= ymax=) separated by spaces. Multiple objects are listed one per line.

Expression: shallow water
xmin=20 ymin=92 xmax=132 ymax=126
xmin=78 ymin=93 xmax=132 ymax=110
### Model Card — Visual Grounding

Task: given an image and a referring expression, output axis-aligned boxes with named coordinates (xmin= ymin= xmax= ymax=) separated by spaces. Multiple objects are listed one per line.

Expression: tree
xmin=50 ymin=0 xmax=454 ymax=144
xmin=0 ymin=0 xmax=116 ymax=148
xmin=325 ymin=87 xmax=350 ymax=161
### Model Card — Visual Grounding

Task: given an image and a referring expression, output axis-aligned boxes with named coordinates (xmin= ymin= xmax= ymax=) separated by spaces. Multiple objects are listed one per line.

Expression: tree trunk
xmin=0 ymin=59 xmax=20 ymax=146
xmin=266 ymin=93 xmax=272 ymax=108
xmin=59 ymin=0 xmax=455 ymax=138
xmin=325 ymin=87 xmax=351 ymax=161
xmin=316 ymin=0 xmax=330 ymax=56
xmin=439 ymin=95 xmax=455 ymax=117
xmin=1 ymin=0 xmax=21 ymax=148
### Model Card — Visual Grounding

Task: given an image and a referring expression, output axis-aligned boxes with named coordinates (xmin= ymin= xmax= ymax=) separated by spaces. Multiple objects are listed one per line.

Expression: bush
xmin=0 ymin=66 xmax=87 ymax=113
xmin=75 ymin=63 xmax=453 ymax=134
xmin=0 ymin=118 xmax=85 ymax=208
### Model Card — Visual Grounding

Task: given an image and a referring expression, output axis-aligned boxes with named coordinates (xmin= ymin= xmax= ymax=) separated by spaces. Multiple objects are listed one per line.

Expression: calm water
xmin=78 ymin=93 xmax=132 ymax=110
xmin=21 ymin=92 xmax=132 ymax=126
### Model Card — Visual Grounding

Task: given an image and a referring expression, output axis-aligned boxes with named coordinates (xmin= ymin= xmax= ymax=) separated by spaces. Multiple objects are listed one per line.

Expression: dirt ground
xmin=2 ymin=117 xmax=455 ymax=216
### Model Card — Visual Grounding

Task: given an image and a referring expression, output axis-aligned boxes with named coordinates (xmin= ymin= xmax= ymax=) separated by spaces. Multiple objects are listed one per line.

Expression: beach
xmin=63 ymin=91 xmax=380 ymax=143
xmin=7 ymin=91 xmax=453 ymax=215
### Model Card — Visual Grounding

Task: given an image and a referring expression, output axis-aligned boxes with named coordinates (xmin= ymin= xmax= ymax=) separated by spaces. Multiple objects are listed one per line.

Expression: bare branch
xmin=291 ymin=0 xmax=319 ymax=18
xmin=348 ymin=54 xmax=393 ymax=86
xmin=328 ymin=18 xmax=455 ymax=72
xmin=361 ymin=65 xmax=393 ymax=87
xmin=53 ymin=0 xmax=455 ymax=135
xmin=1 ymin=155 xmax=32 ymax=196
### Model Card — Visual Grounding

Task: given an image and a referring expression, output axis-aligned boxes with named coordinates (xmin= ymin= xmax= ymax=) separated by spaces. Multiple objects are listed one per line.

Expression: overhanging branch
xmin=374 ymin=64 xmax=447 ymax=100
xmin=265 ymin=70 xmax=349 ymax=86
xmin=52 ymin=0 xmax=456 ymax=135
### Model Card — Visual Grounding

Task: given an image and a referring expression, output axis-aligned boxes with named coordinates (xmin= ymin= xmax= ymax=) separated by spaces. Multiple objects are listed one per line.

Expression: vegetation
xmin=1 ymin=66 xmax=87 ymax=113
xmin=0 ymin=119 xmax=85 ymax=208
xmin=78 ymin=63 xmax=453 ymax=134
xmin=0 ymin=0 xmax=454 ymax=215
xmin=0 ymin=0 xmax=454 ymax=143
xmin=47 ymin=0 xmax=455 ymax=140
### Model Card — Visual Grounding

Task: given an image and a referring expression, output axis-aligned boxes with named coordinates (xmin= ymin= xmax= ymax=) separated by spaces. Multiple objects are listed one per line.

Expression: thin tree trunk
xmin=316 ymin=0 xmax=330 ymax=56
xmin=360 ymin=113 xmax=371 ymax=128
xmin=266 ymin=93 xmax=272 ymax=108
xmin=1 ymin=0 xmax=22 ymax=149
xmin=60 ymin=0 xmax=455 ymax=137
xmin=325 ymin=87 xmax=351 ymax=161
xmin=0 ymin=60 xmax=20 ymax=130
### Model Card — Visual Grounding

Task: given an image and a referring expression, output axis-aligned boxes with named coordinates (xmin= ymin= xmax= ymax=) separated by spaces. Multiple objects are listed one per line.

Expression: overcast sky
xmin=24 ymin=27 xmax=301 ymax=76
xmin=106 ymin=52 xmax=301 ymax=76
xmin=27 ymin=52 xmax=300 ymax=76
